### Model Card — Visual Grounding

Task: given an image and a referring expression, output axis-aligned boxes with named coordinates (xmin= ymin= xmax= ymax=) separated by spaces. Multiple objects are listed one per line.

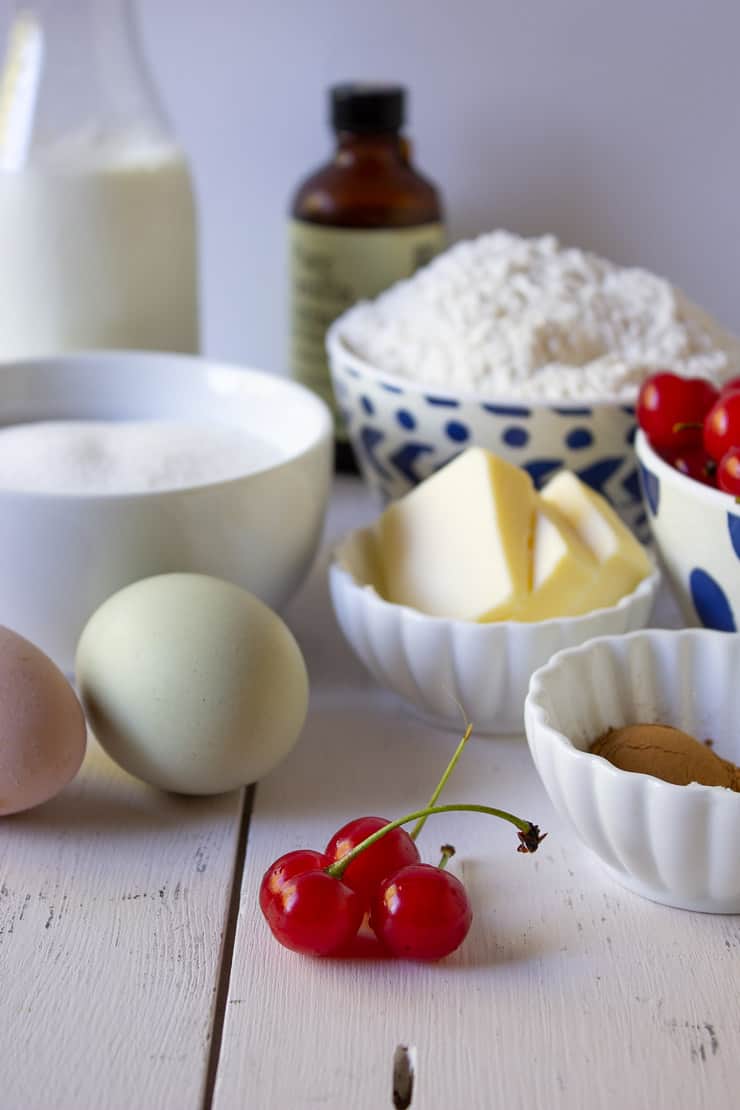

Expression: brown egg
xmin=0 ymin=626 xmax=86 ymax=816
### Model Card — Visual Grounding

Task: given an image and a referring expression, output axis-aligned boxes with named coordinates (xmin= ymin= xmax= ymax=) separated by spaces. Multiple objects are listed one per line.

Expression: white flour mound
xmin=0 ymin=420 xmax=282 ymax=494
xmin=341 ymin=231 xmax=740 ymax=401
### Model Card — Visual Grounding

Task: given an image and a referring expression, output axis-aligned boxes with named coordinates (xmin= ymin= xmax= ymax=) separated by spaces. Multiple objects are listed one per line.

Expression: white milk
xmin=0 ymin=136 xmax=199 ymax=359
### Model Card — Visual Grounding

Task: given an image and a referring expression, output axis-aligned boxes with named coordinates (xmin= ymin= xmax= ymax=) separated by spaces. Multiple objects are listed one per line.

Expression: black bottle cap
xmin=331 ymin=84 xmax=405 ymax=133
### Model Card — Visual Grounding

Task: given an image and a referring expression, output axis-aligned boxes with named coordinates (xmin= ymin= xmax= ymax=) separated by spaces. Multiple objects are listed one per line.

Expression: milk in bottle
xmin=0 ymin=2 xmax=199 ymax=358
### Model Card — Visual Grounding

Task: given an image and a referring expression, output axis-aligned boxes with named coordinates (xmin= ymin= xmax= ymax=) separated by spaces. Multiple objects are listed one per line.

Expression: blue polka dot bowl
xmin=635 ymin=430 xmax=740 ymax=633
xmin=327 ymin=311 xmax=646 ymax=536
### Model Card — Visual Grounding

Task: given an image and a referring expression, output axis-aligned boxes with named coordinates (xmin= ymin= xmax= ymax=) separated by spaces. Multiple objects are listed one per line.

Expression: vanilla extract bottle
xmin=289 ymin=84 xmax=444 ymax=470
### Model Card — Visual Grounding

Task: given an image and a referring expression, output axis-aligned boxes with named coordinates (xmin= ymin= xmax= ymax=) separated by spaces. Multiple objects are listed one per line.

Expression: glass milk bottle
xmin=0 ymin=0 xmax=199 ymax=359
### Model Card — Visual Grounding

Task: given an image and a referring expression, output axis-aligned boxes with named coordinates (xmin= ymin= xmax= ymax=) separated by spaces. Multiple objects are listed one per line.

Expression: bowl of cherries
xmin=635 ymin=371 xmax=740 ymax=632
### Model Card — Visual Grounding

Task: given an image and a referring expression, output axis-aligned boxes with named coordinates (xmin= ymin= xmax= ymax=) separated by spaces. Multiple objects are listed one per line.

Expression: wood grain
xmin=3 ymin=479 xmax=735 ymax=1110
xmin=213 ymin=479 xmax=739 ymax=1110
xmin=0 ymin=740 xmax=243 ymax=1110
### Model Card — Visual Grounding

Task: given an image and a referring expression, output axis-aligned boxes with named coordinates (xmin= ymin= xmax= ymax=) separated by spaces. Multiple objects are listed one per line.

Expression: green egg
xmin=76 ymin=573 xmax=309 ymax=795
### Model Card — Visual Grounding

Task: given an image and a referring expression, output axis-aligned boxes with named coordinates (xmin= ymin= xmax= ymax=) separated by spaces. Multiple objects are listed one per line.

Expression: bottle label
xmin=288 ymin=220 xmax=445 ymax=432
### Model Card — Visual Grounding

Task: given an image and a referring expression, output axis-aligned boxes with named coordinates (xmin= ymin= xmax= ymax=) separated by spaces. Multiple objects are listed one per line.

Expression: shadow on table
xmin=5 ymin=741 xmax=241 ymax=841
xmin=333 ymin=915 xmax=558 ymax=970
xmin=257 ymin=700 xmax=527 ymax=822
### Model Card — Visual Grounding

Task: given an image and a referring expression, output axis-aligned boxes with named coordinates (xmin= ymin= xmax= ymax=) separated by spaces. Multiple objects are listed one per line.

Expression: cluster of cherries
xmin=637 ymin=371 xmax=740 ymax=495
xmin=259 ymin=725 xmax=544 ymax=961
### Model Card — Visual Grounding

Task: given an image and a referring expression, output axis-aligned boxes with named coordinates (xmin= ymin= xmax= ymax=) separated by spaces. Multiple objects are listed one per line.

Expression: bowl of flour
xmin=0 ymin=351 xmax=332 ymax=671
xmin=327 ymin=231 xmax=739 ymax=533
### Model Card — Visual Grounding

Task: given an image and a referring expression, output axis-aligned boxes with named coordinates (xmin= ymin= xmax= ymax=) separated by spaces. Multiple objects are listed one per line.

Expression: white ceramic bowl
xmin=327 ymin=312 xmax=646 ymax=536
xmin=0 ymin=352 xmax=332 ymax=672
xmin=329 ymin=526 xmax=660 ymax=735
xmin=635 ymin=429 xmax=740 ymax=632
xmin=525 ymin=628 xmax=740 ymax=913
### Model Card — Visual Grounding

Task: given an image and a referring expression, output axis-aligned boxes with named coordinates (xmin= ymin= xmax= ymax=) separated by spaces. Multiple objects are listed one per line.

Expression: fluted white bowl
xmin=329 ymin=526 xmax=660 ymax=735
xmin=525 ymin=628 xmax=740 ymax=913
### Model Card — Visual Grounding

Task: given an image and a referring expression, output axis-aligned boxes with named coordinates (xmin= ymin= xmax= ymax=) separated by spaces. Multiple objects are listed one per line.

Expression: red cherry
xmin=720 ymin=376 xmax=740 ymax=395
xmin=369 ymin=863 xmax=473 ymax=961
xmin=660 ymin=445 xmax=716 ymax=486
xmin=703 ymin=391 xmax=740 ymax=461
xmin=637 ymin=372 xmax=718 ymax=450
xmin=259 ymin=850 xmax=363 ymax=956
xmin=717 ymin=448 xmax=740 ymax=495
xmin=325 ymin=816 xmax=421 ymax=907
xmin=259 ymin=848 xmax=329 ymax=913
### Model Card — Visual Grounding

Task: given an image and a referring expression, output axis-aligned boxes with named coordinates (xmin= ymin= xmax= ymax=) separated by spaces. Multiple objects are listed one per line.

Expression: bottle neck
xmin=91 ymin=0 xmax=163 ymax=120
xmin=8 ymin=0 xmax=170 ymax=154
xmin=334 ymin=130 xmax=406 ymax=167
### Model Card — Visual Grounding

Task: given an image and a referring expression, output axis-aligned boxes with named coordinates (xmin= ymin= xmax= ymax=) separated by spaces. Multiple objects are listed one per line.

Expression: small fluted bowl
xmin=329 ymin=527 xmax=660 ymax=735
xmin=525 ymin=628 xmax=740 ymax=913
xmin=635 ymin=429 xmax=740 ymax=631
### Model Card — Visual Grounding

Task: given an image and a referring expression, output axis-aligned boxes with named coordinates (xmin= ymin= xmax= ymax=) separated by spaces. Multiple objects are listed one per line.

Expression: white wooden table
xmin=1 ymin=478 xmax=738 ymax=1110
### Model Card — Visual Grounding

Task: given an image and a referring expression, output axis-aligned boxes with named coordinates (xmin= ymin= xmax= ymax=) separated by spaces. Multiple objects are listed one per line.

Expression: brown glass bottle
xmin=289 ymin=84 xmax=444 ymax=471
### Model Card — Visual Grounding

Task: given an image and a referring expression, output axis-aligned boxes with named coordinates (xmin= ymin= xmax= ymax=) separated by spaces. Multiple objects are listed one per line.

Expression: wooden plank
xmin=213 ymin=479 xmax=739 ymax=1110
xmin=0 ymin=739 xmax=244 ymax=1110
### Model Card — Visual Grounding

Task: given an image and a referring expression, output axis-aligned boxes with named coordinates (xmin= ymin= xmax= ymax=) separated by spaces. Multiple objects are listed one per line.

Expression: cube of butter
xmin=512 ymin=503 xmax=599 ymax=621
xmin=540 ymin=471 xmax=652 ymax=609
xmin=376 ymin=447 xmax=536 ymax=620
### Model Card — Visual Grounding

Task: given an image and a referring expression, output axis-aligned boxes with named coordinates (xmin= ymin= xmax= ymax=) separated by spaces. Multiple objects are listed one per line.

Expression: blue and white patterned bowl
xmin=327 ymin=310 xmax=646 ymax=537
xmin=635 ymin=429 xmax=740 ymax=632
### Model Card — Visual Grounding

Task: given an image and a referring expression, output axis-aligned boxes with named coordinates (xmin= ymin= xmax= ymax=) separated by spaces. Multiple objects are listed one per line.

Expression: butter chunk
xmin=513 ymin=503 xmax=599 ymax=621
xmin=376 ymin=447 xmax=536 ymax=620
xmin=540 ymin=471 xmax=652 ymax=609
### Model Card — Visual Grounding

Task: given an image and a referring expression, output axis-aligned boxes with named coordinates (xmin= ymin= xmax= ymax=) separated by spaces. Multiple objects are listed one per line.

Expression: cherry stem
xmin=438 ymin=844 xmax=455 ymax=870
xmin=410 ymin=722 xmax=473 ymax=841
xmin=326 ymin=803 xmax=545 ymax=880
xmin=673 ymin=421 xmax=702 ymax=432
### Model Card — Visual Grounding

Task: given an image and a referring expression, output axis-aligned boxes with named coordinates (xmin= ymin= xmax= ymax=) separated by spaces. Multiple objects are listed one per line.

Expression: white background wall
xmin=4 ymin=0 xmax=740 ymax=372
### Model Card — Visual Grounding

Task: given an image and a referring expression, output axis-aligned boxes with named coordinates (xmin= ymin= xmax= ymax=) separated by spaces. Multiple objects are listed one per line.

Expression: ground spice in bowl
xmin=590 ymin=723 xmax=740 ymax=790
